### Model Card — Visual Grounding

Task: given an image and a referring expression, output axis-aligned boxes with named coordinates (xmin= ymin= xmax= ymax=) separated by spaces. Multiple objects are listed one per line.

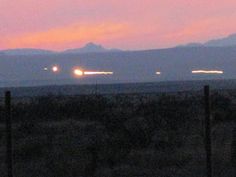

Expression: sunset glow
xmin=2 ymin=1 xmax=236 ymax=50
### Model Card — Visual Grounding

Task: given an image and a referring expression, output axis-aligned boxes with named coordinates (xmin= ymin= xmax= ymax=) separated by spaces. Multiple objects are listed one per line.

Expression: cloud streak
xmin=3 ymin=22 xmax=131 ymax=50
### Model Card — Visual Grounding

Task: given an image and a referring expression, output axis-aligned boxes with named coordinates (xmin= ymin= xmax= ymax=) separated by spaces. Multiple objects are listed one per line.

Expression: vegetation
xmin=0 ymin=90 xmax=236 ymax=177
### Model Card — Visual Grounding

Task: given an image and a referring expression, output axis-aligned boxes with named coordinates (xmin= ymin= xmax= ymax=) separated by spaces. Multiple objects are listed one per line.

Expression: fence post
xmin=204 ymin=85 xmax=212 ymax=177
xmin=84 ymin=145 xmax=98 ymax=177
xmin=232 ymin=128 xmax=236 ymax=175
xmin=5 ymin=91 xmax=13 ymax=177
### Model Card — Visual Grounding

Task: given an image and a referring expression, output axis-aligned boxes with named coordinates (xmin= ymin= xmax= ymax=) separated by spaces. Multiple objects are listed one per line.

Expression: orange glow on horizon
xmin=5 ymin=23 xmax=131 ymax=50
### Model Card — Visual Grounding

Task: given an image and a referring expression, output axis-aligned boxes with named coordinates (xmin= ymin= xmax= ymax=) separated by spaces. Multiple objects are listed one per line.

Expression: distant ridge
xmin=1 ymin=48 xmax=55 ymax=55
xmin=2 ymin=33 xmax=236 ymax=56
xmin=180 ymin=33 xmax=236 ymax=47
xmin=0 ymin=43 xmax=122 ymax=56
xmin=205 ymin=33 xmax=236 ymax=47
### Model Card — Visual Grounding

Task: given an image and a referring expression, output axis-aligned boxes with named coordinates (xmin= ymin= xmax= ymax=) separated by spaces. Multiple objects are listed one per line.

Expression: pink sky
xmin=1 ymin=0 xmax=236 ymax=51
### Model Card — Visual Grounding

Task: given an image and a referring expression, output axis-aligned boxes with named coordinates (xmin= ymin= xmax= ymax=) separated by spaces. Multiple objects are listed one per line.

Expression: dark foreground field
xmin=0 ymin=89 xmax=236 ymax=177
xmin=2 ymin=79 xmax=236 ymax=97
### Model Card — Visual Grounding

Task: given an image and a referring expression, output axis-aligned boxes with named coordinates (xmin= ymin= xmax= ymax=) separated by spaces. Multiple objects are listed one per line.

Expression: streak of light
xmin=84 ymin=71 xmax=113 ymax=75
xmin=156 ymin=71 xmax=161 ymax=75
xmin=192 ymin=70 xmax=224 ymax=74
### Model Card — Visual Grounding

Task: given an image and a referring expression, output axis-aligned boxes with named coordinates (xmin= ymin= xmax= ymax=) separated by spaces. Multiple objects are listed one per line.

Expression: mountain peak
xmin=83 ymin=42 xmax=105 ymax=50
xmin=64 ymin=42 xmax=122 ymax=53
xmin=85 ymin=42 xmax=100 ymax=47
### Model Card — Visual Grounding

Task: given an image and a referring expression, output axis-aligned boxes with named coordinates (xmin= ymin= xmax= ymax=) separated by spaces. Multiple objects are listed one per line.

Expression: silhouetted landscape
xmin=0 ymin=87 xmax=236 ymax=176
xmin=1 ymin=34 xmax=236 ymax=177
xmin=0 ymin=79 xmax=236 ymax=97
xmin=2 ymin=1 xmax=236 ymax=175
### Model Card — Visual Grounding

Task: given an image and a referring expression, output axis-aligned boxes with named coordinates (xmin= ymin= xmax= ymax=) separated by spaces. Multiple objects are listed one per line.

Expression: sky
xmin=1 ymin=0 xmax=236 ymax=51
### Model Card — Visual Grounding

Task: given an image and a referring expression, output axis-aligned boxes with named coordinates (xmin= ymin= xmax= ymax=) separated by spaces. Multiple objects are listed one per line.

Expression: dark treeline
xmin=0 ymin=91 xmax=235 ymax=177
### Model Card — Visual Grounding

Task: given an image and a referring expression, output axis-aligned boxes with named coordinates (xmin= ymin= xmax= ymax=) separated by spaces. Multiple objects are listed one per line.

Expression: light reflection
xmin=156 ymin=71 xmax=161 ymax=75
xmin=192 ymin=70 xmax=224 ymax=74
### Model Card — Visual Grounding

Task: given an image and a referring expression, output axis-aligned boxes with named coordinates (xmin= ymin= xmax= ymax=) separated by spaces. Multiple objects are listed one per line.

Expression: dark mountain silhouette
xmin=178 ymin=43 xmax=203 ymax=48
xmin=181 ymin=33 xmax=236 ymax=47
xmin=205 ymin=33 xmax=236 ymax=47
xmin=0 ymin=43 xmax=121 ymax=56
xmin=1 ymin=48 xmax=55 ymax=55
xmin=2 ymin=33 xmax=236 ymax=56
xmin=63 ymin=42 xmax=122 ymax=53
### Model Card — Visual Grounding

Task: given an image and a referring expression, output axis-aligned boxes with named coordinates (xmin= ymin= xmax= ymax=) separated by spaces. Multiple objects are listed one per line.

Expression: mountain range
xmin=1 ymin=33 xmax=236 ymax=87
xmin=0 ymin=42 xmax=122 ymax=55
xmin=181 ymin=33 xmax=236 ymax=47
xmin=1 ymin=33 xmax=236 ymax=55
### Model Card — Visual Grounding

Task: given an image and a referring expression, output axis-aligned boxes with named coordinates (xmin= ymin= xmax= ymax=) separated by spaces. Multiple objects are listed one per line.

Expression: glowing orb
xmin=74 ymin=69 xmax=84 ymax=76
xmin=52 ymin=66 xmax=59 ymax=72
xmin=156 ymin=71 xmax=161 ymax=75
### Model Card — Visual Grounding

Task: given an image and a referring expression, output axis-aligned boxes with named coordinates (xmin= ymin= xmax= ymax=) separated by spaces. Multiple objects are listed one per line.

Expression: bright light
xmin=72 ymin=68 xmax=113 ymax=78
xmin=84 ymin=71 xmax=113 ymax=75
xmin=192 ymin=70 xmax=224 ymax=74
xmin=156 ymin=71 xmax=161 ymax=75
xmin=73 ymin=69 xmax=84 ymax=76
xmin=44 ymin=67 xmax=48 ymax=71
xmin=52 ymin=66 xmax=59 ymax=73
